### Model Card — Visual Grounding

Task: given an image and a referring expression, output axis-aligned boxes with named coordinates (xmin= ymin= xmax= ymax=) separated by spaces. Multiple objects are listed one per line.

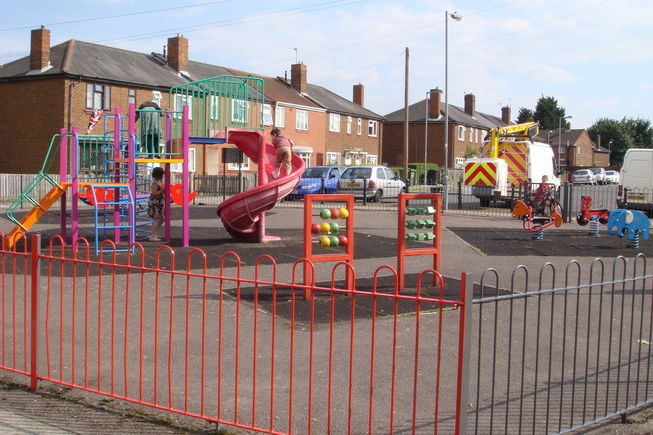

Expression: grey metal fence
xmin=466 ymin=255 xmax=653 ymax=434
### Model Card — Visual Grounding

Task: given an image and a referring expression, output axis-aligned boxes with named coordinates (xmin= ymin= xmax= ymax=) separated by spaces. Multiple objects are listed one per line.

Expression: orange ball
xmin=338 ymin=235 xmax=348 ymax=246
xmin=330 ymin=208 xmax=340 ymax=219
xmin=311 ymin=223 xmax=321 ymax=234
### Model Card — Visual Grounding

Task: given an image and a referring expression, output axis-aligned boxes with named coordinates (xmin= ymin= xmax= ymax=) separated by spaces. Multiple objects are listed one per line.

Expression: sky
xmin=1 ymin=0 xmax=651 ymax=129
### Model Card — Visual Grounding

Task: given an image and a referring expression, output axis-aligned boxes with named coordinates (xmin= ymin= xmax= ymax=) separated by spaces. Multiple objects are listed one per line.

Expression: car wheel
xmin=373 ymin=189 xmax=383 ymax=202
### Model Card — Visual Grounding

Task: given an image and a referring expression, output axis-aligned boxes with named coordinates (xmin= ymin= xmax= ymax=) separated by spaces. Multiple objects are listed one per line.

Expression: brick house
xmin=0 ymin=27 xmax=382 ymax=175
xmin=536 ymin=129 xmax=610 ymax=173
xmin=382 ymin=89 xmax=509 ymax=170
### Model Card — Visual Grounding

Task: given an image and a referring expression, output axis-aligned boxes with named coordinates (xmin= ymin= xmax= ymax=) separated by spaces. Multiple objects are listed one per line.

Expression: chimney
xmin=167 ymin=34 xmax=188 ymax=72
xmin=428 ymin=88 xmax=442 ymax=119
xmin=501 ymin=106 xmax=511 ymax=124
xmin=30 ymin=26 xmax=51 ymax=71
xmin=464 ymin=93 xmax=476 ymax=117
xmin=291 ymin=63 xmax=307 ymax=94
xmin=353 ymin=84 xmax=364 ymax=106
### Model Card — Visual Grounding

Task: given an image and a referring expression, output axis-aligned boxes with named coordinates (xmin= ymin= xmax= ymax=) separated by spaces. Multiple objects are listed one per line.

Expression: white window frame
xmin=366 ymin=154 xmax=378 ymax=165
xmin=329 ymin=113 xmax=341 ymax=132
xmin=347 ymin=116 xmax=352 ymax=134
xmin=458 ymin=125 xmax=465 ymax=140
xmin=475 ymin=128 xmax=479 ymax=143
xmin=170 ymin=147 xmax=196 ymax=173
xmin=368 ymin=120 xmax=378 ymax=137
xmin=231 ymin=99 xmax=249 ymax=124
xmin=296 ymin=151 xmax=311 ymax=168
xmin=469 ymin=128 xmax=474 ymax=142
xmin=357 ymin=118 xmax=362 ymax=136
xmin=128 ymin=89 xmax=136 ymax=106
xmin=275 ymin=106 xmax=285 ymax=127
xmin=227 ymin=155 xmax=251 ymax=171
xmin=296 ymin=110 xmax=308 ymax=131
xmin=173 ymin=94 xmax=193 ymax=120
xmin=262 ymin=104 xmax=273 ymax=126
xmin=209 ymin=95 xmax=220 ymax=121
xmin=326 ymin=152 xmax=341 ymax=165
xmin=86 ymin=83 xmax=111 ymax=110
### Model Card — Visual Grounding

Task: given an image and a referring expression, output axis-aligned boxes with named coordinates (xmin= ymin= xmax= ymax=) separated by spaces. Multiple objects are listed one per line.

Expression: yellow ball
xmin=319 ymin=236 xmax=331 ymax=247
xmin=320 ymin=222 xmax=331 ymax=233
xmin=339 ymin=208 xmax=349 ymax=219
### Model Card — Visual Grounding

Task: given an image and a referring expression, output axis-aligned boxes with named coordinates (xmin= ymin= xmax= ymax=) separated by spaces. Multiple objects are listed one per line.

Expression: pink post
xmin=181 ymin=105 xmax=190 ymax=247
xmin=128 ymin=103 xmax=136 ymax=245
xmin=164 ymin=113 xmax=172 ymax=242
xmin=59 ymin=128 xmax=68 ymax=241
xmin=113 ymin=107 xmax=122 ymax=243
xmin=70 ymin=126 xmax=79 ymax=249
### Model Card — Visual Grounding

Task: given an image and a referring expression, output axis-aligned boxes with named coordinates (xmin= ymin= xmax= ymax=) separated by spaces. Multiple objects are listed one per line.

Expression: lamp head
xmin=449 ymin=11 xmax=462 ymax=21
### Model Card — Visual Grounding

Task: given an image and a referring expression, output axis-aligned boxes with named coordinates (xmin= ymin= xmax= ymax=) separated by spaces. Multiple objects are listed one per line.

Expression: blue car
xmin=289 ymin=165 xmax=347 ymax=199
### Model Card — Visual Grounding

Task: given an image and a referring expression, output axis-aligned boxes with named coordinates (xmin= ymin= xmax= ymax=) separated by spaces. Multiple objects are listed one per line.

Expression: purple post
xmin=113 ymin=107 xmax=122 ymax=242
xmin=128 ymin=103 xmax=136 ymax=245
xmin=181 ymin=105 xmax=190 ymax=247
xmin=59 ymin=128 xmax=68 ymax=242
xmin=70 ymin=126 xmax=79 ymax=249
xmin=164 ymin=114 xmax=172 ymax=241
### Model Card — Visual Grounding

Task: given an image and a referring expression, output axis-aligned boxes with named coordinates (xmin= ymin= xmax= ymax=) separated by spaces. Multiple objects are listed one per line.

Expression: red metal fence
xmin=0 ymin=233 xmax=469 ymax=434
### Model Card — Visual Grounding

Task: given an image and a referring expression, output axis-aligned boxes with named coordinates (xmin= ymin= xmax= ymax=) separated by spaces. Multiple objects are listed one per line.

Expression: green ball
xmin=330 ymin=222 xmax=340 ymax=233
xmin=320 ymin=208 xmax=331 ymax=219
xmin=329 ymin=235 xmax=339 ymax=246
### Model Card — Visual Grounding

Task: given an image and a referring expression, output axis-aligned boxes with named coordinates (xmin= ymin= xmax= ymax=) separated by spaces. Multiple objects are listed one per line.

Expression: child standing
xmin=148 ymin=167 xmax=165 ymax=241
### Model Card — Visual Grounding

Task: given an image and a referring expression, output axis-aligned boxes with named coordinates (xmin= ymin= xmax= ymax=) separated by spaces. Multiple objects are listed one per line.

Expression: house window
xmin=275 ymin=106 xmax=285 ymax=127
xmin=329 ymin=113 xmax=341 ymax=132
xmin=227 ymin=155 xmax=251 ymax=171
xmin=262 ymin=104 xmax=273 ymax=126
xmin=357 ymin=118 xmax=362 ymax=135
xmin=170 ymin=148 xmax=196 ymax=173
xmin=475 ymin=128 xmax=479 ymax=143
xmin=296 ymin=152 xmax=311 ymax=168
xmin=231 ymin=99 xmax=248 ymax=124
xmin=458 ymin=126 xmax=465 ymax=140
xmin=345 ymin=151 xmax=365 ymax=165
xmin=368 ymin=120 xmax=378 ymax=137
xmin=347 ymin=116 xmax=352 ymax=134
xmin=86 ymin=83 xmax=111 ymax=110
xmin=469 ymin=128 xmax=474 ymax=142
xmin=296 ymin=110 xmax=308 ymax=131
xmin=209 ymin=96 xmax=220 ymax=120
xmin=326 ymin=152 xmax=341 ymax=165
xmin=366 ymin=154 xmax=378 ymax=165
xmin=128 ymin=89 xmax=136 ymax=106
xmin=173 ymin=94 xmax=193 ymax=119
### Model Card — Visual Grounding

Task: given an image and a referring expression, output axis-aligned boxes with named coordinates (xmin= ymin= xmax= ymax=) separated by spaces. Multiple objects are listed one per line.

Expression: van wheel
xmin=373 ymin=189 xmax=383 ymax=202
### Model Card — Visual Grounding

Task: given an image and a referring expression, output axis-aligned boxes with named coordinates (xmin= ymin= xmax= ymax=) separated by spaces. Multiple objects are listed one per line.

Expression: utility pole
xmin=403 ymin=47 xmax=409 ymax=187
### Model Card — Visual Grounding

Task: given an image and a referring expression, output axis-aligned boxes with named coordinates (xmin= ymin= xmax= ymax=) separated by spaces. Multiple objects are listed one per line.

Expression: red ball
xmin=330 ymin=208 xmax=340 ymax=219
xmin=338 ymin=235 xmax=348 ymax=246
xmin=311 ymin=223 xmax=321 ymax=234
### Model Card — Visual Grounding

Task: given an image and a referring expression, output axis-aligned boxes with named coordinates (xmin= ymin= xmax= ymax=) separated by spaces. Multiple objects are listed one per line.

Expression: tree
xmin=587 ymin=118 xmax=632 ymax=166
xmin=516 ymin=107 xmax=534 ymax=123
xmin=533 ymin=96 xmax=568 ymax=130
xmin=621 ymin=118 xmax=653 ymax=149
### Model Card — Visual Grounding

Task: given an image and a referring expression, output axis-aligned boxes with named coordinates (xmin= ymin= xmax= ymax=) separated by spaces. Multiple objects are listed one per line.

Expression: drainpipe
xmin=67 ymin=75 xmax=82 ymax=129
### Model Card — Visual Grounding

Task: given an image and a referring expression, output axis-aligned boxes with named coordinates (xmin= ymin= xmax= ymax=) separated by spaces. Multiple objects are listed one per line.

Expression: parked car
xmin=604 ymin=170 xmax=620 ymax=184
xmin=590 ymin=167 xmax=607 ymax=184
xmin=289 ymin=165 xmax=346 ymax=199
xmin=337 ymin=166 xmax=406 ymax=202
xmin=571 ymin=169 xmax=597 ymax=185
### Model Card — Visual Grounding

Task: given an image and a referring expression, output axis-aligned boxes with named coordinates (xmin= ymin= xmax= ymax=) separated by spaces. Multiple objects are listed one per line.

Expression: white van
xmin=617 ymin=148 xmax=653 ymax=215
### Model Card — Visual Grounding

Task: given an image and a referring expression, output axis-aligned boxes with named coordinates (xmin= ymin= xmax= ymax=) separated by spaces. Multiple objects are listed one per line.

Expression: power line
xmin=0 ymin=0 xmax=240 ymax=32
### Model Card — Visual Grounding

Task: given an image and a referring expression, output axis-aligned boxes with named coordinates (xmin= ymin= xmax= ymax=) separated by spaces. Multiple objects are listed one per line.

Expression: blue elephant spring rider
xmin=607 ymin=209 xmax=651 ymax=248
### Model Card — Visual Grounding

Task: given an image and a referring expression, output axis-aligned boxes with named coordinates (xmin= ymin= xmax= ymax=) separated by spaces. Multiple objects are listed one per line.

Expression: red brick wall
xmin=324 ymin=114 xmax=382 ymax=164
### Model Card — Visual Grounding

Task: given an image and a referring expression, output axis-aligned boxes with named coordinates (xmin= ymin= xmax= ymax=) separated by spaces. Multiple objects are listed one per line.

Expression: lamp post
xmin=444 ymin=10 xmax=462 ymax=208
xmin=558 ymin=115 xmax=572 ymax=173
xmin=424 ymin=91 xmax=429 ymax=183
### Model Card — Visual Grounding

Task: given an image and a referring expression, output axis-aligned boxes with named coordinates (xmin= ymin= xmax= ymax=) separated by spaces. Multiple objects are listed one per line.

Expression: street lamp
xmin=444 ymin=10 xmax=462 ymax=208
xmin=424 ymin=91 xmax=429 ymax=182
xmin=558 ymin=115 xmax=572 ymax=173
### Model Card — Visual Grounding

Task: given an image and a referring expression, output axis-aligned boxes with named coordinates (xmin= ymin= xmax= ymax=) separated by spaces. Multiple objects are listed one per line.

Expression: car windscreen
xmin=341 ymin=168 xmax=372 ymax=179
xmin=575 ymin=170 xmax=588 ymax=175
xmin=302 ymin=167 xmax=328 ymax=178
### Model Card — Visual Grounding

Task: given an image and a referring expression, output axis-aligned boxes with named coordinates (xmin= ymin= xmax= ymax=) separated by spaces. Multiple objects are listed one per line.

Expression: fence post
xmin=457 ymin=180 xmax=463 ymax=209
xmin=29 ymin=233 xmax=41 ymax=391
xmin=455 ymin=272 xmax=472 ymax=435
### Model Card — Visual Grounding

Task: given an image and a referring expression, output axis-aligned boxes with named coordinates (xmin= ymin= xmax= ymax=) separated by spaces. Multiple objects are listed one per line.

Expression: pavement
xmin=0 ymin=203 xmax=652 ymax=434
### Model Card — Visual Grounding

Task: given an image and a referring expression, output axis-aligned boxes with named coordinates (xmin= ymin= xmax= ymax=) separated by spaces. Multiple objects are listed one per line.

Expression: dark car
xmin=288 ymin=165 xmax=346 ymax=199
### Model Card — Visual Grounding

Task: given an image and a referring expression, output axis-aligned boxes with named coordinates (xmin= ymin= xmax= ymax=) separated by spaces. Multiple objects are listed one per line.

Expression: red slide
xmin=217 ymin=129 xmax=305 ymax=241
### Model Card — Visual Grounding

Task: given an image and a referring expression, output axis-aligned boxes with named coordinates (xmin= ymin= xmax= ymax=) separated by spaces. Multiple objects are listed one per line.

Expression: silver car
xmin=337 ymin=166 xmax=406 ymax=202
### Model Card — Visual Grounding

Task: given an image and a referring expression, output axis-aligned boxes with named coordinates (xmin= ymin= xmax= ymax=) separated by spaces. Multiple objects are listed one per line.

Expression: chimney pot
xmin=30 ymin=26 xmax=51 ymax=71
xmin=291 ymin=63 xmax=307 ymax=94
xmin=167 ymin=35 xmax=189 ymax=72
xmin=428 ymin=88 xmax=442 ymax=119
xmin=353 ymin=84 xmax=364 ymax=106
xmin=501 ymin=106 xmax=511 ymax=124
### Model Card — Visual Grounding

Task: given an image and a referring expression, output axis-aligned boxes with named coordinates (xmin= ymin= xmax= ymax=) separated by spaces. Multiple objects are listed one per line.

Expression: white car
xmin=337 ymin=166 xmax=406 ymax=202
xmin=590 ymin=167 xmax=607 ymax=184
xmin=604 ymin=170 xmax=620 ymax=184
xmin=571 ymin=169 xmax=597 ymax=185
